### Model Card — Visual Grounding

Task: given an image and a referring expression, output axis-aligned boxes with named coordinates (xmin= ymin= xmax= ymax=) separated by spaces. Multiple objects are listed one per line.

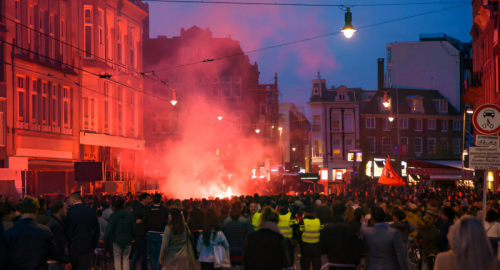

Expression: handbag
xmin=213 ymin=231 xmax=231 ymax=269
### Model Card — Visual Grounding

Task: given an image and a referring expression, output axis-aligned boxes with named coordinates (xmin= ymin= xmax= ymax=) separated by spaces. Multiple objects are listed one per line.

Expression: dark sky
xmin=147 ymin=0 xmax=472 ymax=113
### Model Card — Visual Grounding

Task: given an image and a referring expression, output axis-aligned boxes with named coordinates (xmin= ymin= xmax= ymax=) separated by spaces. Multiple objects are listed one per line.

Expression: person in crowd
xmin=159 ymin=209 xmax=197 ymax=270
xmin=277 ymin=200 xmax=298 ymax=263
xmin=251 ymin=199 xmax=271 ymax=227
xmin=47 ymin=200 xmax=70 ymax=270
xmin=379 ymin=202 xmax=393 ymax=222
xmin=390 ymin=209 xmax=415 ymax=250
xmin=0 ymin=217 xmax=6 ymax=270
xmin=351 ymin=207 xmax=365 ymax=236
xmin=197 ymin=209 xmax=229 ymax=270
xmin=436 ymin=207 xmax=455 ymax=252
xmin=223 ymin=201 xmax=250 ymax=225
xmin=66 ymin=191 xmax=100 ymax=270
xmin=289 ymin=197 xmax=299 ymax=217
xmin=320 ymin=203 xmax=363 ymax=270
xmin=299 ymin=205 xmax=324 ymax=270
xmin=4 ymin=196 xmax=70 ymax=270
xmin=249 ymin=201 xmax=259 ymax=220
xmin=105 ymin=198 xmax=134 ymax=270
xmin=35 ymin=198 xmax=52 ymax=225
xmin=145 ymin=193 xmax=169 ymax=270
xmin=361 ymin=207 xmax=409 ymax=270
xmin=417 ymin=215 xmax=440 ymax=256
xmin=131 ymin=192 xmax=151 ymax=270
xmin=189 ymin=200 xmax=205 ymax=257
xmin=485 ymin=210 xmax=500 ymax=238
xmin=452 ymin=203 xmax=464 ymax=219
xmin=222 ymin=202 xmax=254 ymax=268
xmin=435 ymin=216 xmax=500 ymax=270
xmin=316 ymin=197 xmax=332 ymax=224
xmin=219 ymin=205 xmax=230 ymax=224
xmin=243 ymin=206 xmax=292 ymax=270
xmin=406 ymin=204 xmax=424 ymax=239
xmin=102 ymin=202 xmax=113 ymax=222
xmin=0 ymin=201 xmax=17 ymax=231
xmin=96 ymin=209 xmax=107 ymax=240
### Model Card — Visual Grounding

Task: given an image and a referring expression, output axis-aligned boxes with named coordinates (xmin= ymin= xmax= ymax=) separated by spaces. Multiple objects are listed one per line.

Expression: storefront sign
xmin=469 ymin=147 xmax=500 ymax=170
xmin=407 ymin=168 xmax=473 ymax=177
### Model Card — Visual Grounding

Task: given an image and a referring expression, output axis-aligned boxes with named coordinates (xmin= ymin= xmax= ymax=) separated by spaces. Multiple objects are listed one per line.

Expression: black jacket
xmin=316 ymin=205 xmax=332 ymax=224
xmin=132 ymin=202 xmax=148 ymax=237
xmin=0 ymin=220 xmax=6 ymax=270
xmin=222 ymin=219 xmax=254 ymax=258
xmin=436 ymin=220 xmax=454 ymax=252
xmin=66 ymin=203 xmax=100 ymax=254
xmin=4 ymin=218 xmax=67 ymax=270
xmin=47 ymin=216 xmax=69 ymax=262
xmin=145 ymin=205 xmax=168 ymax=232
xmin=320 ymin=217 xmax=362 ymax=266
xmin=243 ymin=228 xmax=292 ymax=270
xmin=188 ymin=207 xmax=205 ymax=231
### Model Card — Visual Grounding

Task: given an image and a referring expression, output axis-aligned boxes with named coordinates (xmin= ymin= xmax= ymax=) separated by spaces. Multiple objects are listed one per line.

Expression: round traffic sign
xmin=472 ymin=103 xmax=500 ymax=135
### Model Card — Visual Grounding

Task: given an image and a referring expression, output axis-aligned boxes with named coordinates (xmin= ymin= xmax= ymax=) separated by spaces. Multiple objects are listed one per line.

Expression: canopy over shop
xmin=407 ymin=160 xmax=474 ymax=187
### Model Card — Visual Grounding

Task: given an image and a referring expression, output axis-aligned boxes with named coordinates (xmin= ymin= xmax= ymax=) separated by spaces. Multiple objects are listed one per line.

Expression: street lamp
xmin=218 ymin=116 xmax=223 ymax=121
xmin=382 ymin=90 xmax=390 ymax=108
xmin=388 ymin=109 xmax=394 ymax=122
xmin=292 ymin=147 xmax=296 ymax=151
xmin=170 ymin=90 xmax=177 ymax=106
xmin=341 ymin=8 xmax=356 ymax=39
xmin=255 ymin=127 xmax=260 ymax=134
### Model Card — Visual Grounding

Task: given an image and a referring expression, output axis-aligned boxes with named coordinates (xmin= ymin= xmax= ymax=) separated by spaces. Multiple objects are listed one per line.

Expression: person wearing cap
xmin=299 ymin=205 xmax=324 ymax=270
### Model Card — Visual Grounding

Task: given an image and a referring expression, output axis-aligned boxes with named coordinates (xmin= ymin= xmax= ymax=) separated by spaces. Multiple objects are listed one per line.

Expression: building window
xmin=17 ymin=76 xmax=26 ymax=123
xmin=332 ymin=139 xmax=341 ymax=156
xmin=60 ymin=19 xmax=67 ymax=64
xmin=453 ymin=120 xmax=460 ymax=130
xmin=414 ymin=138 xmax=422 ymax=154
xmin=130 ymin=28 xmax=136 ymax=69
xmin=0 ymin=101 xmax=4 ymax=146
xmin=0 ymin=42 xmax=4 ymax=82
xmin=400 ymin=118 xmax=408 ymax=129
xmin=51 ymin=84 xmax=58 ymax=128
xmin=441 ymin=120 xmax=448 ymax=132
xmin=84 ymin=6 xmax=93 ymax=58
xmin=438 ymin=100 xmax=448 ymax=113
xmin=232 ymin=112 xmax=242 ymax=132
xmin=172 ymin=113 xmax=179 ymax=132
xmin=31 ymin=79 xmax=38 ymax=124
xmin=221 ymin=77 xmax=231 ymax=97
xmin=440 ymin=138 xmax=448 ymax=153
xmin=150 ymin=112 xmax=158 ymax=133
xmin=104 ymin=100 xmax=110 ymax=133
xmin=130 ymin=107 xmax=136 ymax=137
xmin=382 ymin=137 xmax=391 ymax=153
xmin=412 ymin=99 xmax=424 ymax=113
xmin=366 ymin=117 xmax=375 ymax=129
xmin=117 ymin=87 xmax=123 ymax=101
xmin=159 ymin=113 xmax=170 ymax=133
xmin=346 ymin=139 xmax=353 ymax=146
xmin=314 ymin=141 xmax=323 ymax=157
xmin=415 ymin=119 xmax=422 ymax=131
xmin=331 ymin=114 xmax=340 ymax=131
xmin=382 ymin=118 xmax=390 ymax=131
xmin=49 ymin=15 xmax=55 ymax=60
xmin=62 ymin=87 xmax=71 ymax=129
xmin=367 ymin=137 xmax=375 ymax=153
xmin=117 ymin=104 xmax=123 ymax=135
xmin=453 ymin=138 xmax=460 ymax=154
xmin=106 ymin=11 xmax=113 ymax=61
xmin=233 ymin=77 xmax=241 ymax=97
xmin=82 ymin=97 xmax=95 ymax=131
xmin=117 ymin=24 xmax=123 ymax=63
xmin=344 ymin=113 xmax=353 ymax=132
xmin=41 ymin=82 xmax=49 ymax=126
xmin=400 ymin=137 xmax=408 ymax=152
xmin=98 ymin=9 xmax=104 ymax=59
xmin=387 ymin=47 xmax=392 ymax=63
xmin=428 ymin=119 xmax=436 ymax=130
xmin=15 ymin=0 xmax=21 ymax=21
xmin=211 ymin=77 xmax=219 ymax=97
xmin=428 ymin=138 xmax=436 ymax=153
xmin=387 ymin=69 xmax=392 ymax=83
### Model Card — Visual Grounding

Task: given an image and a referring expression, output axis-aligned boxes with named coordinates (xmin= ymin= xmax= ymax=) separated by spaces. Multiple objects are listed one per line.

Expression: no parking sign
xmin=472 ymin=104 xmax=500 ymax=135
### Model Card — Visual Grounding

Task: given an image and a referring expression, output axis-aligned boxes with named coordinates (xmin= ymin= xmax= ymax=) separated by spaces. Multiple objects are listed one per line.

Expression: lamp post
xmin=384 ymin=89 xmax=401 ymax=177
xmin=461 ymin=108 xmax=474 ymax=187
xmin=278 ymin=127 xmax=283 ymax=166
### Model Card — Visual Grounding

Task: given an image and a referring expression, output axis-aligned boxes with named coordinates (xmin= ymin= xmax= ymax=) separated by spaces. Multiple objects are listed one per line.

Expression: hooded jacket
xmin=405 ymin=212 xmax=424 ymax=237
xmin=105 ymin=209 xmax=134 ymax=250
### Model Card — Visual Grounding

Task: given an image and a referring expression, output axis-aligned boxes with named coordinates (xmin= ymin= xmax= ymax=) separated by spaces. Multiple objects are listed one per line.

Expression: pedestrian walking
xmin=197 ymin=209 xmax=229 ymax=270
xmin=299 ymin=205 xmax=324 ymax=270
xmin=66 ymin=191 xmax=100 ymax=270
xmin=131 ymin=193 xmax=151 ymax=270
xmin=145 ymin=193 xmax=169 ymax=270
xmin=105 ymin=198 xmax=134 ymax=270
xmin=159 ymin=209 xmax=197 ymax=270
xmin=47 ymin=200 xmax=70 ymax=270
xmin=222 ymin=202 xmax=253 ymax=268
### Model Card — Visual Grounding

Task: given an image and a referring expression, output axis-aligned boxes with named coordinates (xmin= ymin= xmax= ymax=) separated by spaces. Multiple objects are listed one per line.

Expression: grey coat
xmin=361 ymin=223 xmax=409 ymax=270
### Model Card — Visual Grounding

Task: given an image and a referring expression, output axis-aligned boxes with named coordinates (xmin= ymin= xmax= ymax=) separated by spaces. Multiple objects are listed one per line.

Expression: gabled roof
xmin=361 ymin=88 xmax=460 ymax=116
xmin=310 ymin=85 xmax=363 ymax=102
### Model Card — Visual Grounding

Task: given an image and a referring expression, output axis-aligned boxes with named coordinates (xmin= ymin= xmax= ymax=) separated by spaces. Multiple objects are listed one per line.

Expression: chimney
xmin=378 ymin=58 xmax=384 ymax=90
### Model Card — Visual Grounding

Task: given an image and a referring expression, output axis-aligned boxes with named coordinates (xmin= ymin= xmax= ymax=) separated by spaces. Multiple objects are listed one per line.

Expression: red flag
xmin=378 ymin=156 xmax=406 ymax=186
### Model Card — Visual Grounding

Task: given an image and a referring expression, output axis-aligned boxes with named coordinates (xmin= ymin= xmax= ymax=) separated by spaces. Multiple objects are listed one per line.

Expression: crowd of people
xmin=0 ymin=186 xmax=499 ymax=270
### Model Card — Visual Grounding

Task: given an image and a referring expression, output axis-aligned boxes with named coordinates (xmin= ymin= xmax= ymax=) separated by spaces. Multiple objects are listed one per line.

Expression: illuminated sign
xmin=348 ymin=152 xmax=363 ymax=162
xmin=356 ymin=152 xmax=362 ymax=162
xmin=320 ymin=168 xmax=329 ymax=181
xmin=336 ymin=170 xmax=343 ymax=180
xmin=347 ymin=153 xmax=355 ymax=161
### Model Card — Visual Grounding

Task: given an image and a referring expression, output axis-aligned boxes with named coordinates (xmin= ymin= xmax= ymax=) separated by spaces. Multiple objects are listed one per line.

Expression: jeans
xmin=113 ymin=243 xmax=132 ymax=270
xmin=148 ymin=232 xmax=163 ymax=270
xmin=300 ymin=242 xmax=322 ymax=270
xmin=130 ymin=236 xmax=148 ymax=270
xmin=69 ymin=251 xmax=93 ymax=270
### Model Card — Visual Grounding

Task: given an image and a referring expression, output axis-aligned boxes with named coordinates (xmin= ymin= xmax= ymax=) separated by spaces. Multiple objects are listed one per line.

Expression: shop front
xmin=407 ymin=160 xmax=474 ymax=188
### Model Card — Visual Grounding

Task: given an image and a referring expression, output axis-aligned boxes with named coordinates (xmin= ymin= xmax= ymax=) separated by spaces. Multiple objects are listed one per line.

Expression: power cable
xmin=143 ymin=0 xmax=470 ymax=7
xmin=146 ymin=3 xmax=469 ymax=73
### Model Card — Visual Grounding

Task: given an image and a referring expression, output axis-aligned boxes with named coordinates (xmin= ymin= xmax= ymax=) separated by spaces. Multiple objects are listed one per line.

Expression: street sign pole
xmin=483 ymin=170 xmax=487 ymax=223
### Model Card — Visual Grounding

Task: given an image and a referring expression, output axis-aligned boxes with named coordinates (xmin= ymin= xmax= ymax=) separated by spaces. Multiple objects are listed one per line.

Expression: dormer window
xmin=438 ymin=100 xmax=448 ymax=113
xmin=337 ymin=91 xmax=347 ymax=101
xmin=413 ymin=99 xmax=423 ymax=113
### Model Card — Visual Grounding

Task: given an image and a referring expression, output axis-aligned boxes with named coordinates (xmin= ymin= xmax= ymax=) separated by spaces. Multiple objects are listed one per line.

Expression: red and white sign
xmin=472 ymin=103 xmax=500 ymax=135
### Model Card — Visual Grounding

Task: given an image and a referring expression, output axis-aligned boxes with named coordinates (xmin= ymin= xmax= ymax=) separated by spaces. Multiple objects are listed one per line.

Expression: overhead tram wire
xmin=145 ymin=3 xmax=469 ymax=74
xmin=1 ymin=40 xmax=172 ymax=103
xmin=143 ymin=0 xmax=469 ymax=7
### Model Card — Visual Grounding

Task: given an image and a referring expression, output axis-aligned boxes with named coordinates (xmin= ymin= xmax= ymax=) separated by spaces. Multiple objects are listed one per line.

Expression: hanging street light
xmin=388 ymin=109 xmax=394 ymax=122
xmin=170 ymin=90 xmax=177 ymax=106
xmin=292 ymin=147 xmax=296 ymax=151
xmin=382 ymin=90 xmax=390 ymax=108
xmin=218 ymin=116 xmax=223 ymax=121
xmin=341 ymin=7 xmax=356 ymax=39
xmin=255 ymin=128 xmax=260 ymax=134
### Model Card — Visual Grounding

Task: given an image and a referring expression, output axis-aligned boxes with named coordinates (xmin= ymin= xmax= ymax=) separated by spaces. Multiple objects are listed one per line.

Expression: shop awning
xmin=409 ymin=159 xmax=463 ymax=169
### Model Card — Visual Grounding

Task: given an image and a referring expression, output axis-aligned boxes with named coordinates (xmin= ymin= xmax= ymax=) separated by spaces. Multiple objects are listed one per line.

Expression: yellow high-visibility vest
xmin=251 ymin=211 xmax=261 ymax=227
xmin=301 ymin=218 xmax=321 ymax=243
xmin=278 ymin=212 xmax=293 ymax=238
